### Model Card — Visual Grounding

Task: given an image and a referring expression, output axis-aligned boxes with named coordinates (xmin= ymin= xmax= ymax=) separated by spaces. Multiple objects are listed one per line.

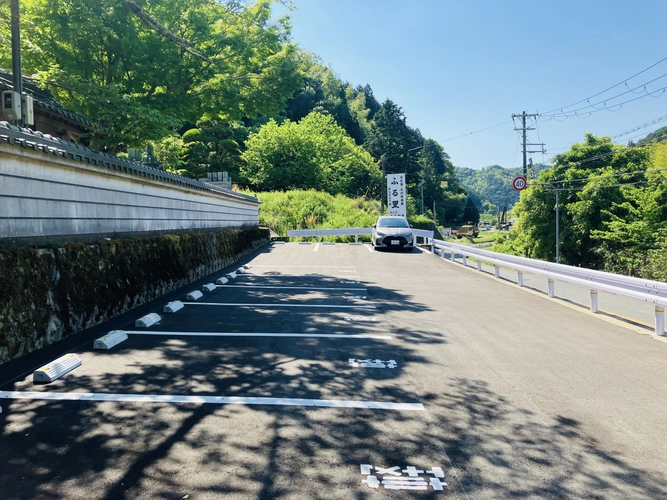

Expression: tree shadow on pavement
xmin=428 ymin=378 xmax=667 ymax=499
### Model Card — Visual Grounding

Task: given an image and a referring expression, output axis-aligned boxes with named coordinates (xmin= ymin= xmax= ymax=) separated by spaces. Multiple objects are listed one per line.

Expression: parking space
xmin=0 ymin=242 xmax=462 ymax=499
xmin=4 ymin=241 xmax=667 ymax=499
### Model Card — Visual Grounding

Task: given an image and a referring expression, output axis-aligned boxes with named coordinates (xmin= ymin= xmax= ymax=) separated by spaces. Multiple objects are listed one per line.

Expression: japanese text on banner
xmin=386 ymin=173 xmax=406 ymax=217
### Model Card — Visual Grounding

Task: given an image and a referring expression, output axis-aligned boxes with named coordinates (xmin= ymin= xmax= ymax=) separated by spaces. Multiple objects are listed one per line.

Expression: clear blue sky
xmin=274 ymin=0 xmax=667 ymax=170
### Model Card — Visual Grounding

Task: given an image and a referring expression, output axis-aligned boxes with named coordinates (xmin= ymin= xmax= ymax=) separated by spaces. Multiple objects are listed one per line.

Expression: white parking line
xmin=314 ymin=243 xmax=320 ymax=252
xmin=183 ymin=303 xmax=376 ymax=309
xmin=217 ymin=285 xmax=367 ymax=291
xmin=250 ymin=265 xmax=357 ymax=268
xmin=0 ymin=391 xmax=424 ymax=411
xmin=123 ymin=331 xmax=391 ymax=339
xmin=365 ymin=244 xmax=374 ymax=252
xmin=247 ymin=274 xmax=363 ymax=279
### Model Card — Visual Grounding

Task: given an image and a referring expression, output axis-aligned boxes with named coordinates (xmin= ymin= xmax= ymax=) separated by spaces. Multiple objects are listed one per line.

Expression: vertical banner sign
xmin=387 ymin=173 xmax=406 ymax=218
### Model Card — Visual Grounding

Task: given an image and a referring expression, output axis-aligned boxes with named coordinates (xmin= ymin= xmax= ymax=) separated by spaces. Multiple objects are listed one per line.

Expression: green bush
xmin=246 ymin=189 xmax=437 ymax=242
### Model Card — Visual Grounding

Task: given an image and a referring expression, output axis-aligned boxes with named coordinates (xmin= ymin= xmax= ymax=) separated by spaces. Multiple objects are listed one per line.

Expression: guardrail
xmin=287 ymin=228 xmax=434 ymax=245
xmin=287 ymin=228 xmax=371 ymax=243
xmin=431 ymin=239 xmax=667 ymax=336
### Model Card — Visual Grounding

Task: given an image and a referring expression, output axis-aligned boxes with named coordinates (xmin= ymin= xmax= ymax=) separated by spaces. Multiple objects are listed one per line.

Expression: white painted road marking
xmin=182 ymin=302 xmax=376 ymax=309
xmin=314 ymin=243 xmax=320 ymax=252
xmin=250 ymin=265 xmax=357 ymax=268
xmin=123 ymin=331 xmax=392 ymax=339
xmin=251 ymin=274 xmax=363 ymax=279
xmin=365 ymin=244 xmax=374 ymax=252
xmin=217 ymin=284 xmax=367 ymax=291
xmin=344 ymin=317 xmax=378 ymax=322
xmin=349 ymin=359 xmax=397 ymax=368
xmin=361 ymin=464 xmax=447 ymax=491
xmin=0 ymin=391 xmax=424 ymax=411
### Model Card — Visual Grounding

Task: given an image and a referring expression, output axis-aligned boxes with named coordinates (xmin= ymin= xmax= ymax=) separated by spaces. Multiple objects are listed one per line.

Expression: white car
xmin=371 ymin=216 xmax=414 ymax=251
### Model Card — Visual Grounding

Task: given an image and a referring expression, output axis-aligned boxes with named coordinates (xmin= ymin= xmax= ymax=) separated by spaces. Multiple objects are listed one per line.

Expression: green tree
xmin=364 ymin=100 xmax=422 ymax=203
xmin=590 ymin=141 xmax=667 ymax=274
xmin=6 ymin=0 xmax=302 ymax=148
xmin=461 ymin=197 xmax=480 ymax=224
xmin=153 ymin=135 xmax=185 ymax=172
xmin=417 ymin=139 xmax=466 ymax=223
xmin=180 ymin=120 xmax=245 ymax=179
xmin=281 ymin=52 xmax=362 ymax=143
xmin=242 ymin=112 xmax=380 ymax=196
xmin=513 ymin=134 xmax=651 ymax=266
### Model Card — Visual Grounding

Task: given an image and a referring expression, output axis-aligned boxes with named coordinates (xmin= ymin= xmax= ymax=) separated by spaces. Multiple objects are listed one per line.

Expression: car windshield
xmin=378 ymin=217 xmax=409 ymax=228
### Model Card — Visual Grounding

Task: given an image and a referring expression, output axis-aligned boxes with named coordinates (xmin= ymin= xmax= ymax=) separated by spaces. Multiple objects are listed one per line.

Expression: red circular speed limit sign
xmin=512 ymin=176 xmax=527 ymax=191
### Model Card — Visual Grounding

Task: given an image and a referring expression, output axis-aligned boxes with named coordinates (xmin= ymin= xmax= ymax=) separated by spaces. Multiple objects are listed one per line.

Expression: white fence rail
xmin=431 ymin=239 xmax=667 ymax=336
xmin=284 ymin=227 xmax=666 ymax=335
xmin=287 ymin=228 xmax=434 ymax=244
xmin=287 ymin=228 xmax=371 ymax=243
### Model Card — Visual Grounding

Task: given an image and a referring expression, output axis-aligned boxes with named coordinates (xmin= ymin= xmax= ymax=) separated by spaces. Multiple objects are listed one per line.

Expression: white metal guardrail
xmin=287 ymin=228 xmax=434 ymax=245
xmin=287 ymin=228 xmax=372 ymax=243
xmin=431 ymin=239 xmax=667 ymax=336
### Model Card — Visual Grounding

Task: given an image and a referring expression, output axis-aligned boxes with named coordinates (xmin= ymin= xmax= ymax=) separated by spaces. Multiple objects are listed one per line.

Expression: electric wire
xmin=612 ymin=113 xmax=667 ymax=139
xmin=534 ymin=114 xmax=546 ymax=164
xmin=613 ymin=130 xmax=660 ymax=146
xmin=530 ymin=177 xmax=666 ymax=193
xmin=441 ymin=120 xmax=511 ymax=143
xmin=540 ymin=55 xmax=667 ymax=115
xmin=511 ymin=130 xmax=521 ymax=168
xmin=530 ymin=165 xmax=667 ymax=187
xmin=540 ymin=80 xmax=667 ymax=119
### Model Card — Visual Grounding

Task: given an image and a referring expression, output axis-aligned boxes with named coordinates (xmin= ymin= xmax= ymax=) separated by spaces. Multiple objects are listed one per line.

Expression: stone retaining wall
xmin=0 ymin=228 xmax=268 ymax=364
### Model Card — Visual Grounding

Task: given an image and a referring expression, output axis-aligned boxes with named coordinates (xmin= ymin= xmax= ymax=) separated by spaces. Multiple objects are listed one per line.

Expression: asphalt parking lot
xmin=2 ymin=242 xmax=667 ymax=499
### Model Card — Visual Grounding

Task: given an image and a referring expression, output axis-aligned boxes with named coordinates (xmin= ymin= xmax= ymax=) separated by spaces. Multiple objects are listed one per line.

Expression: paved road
xmin=1 ymin=242 xmax=667 ymax=499
xmin=439 ymin=248 xmax=661 ymax=331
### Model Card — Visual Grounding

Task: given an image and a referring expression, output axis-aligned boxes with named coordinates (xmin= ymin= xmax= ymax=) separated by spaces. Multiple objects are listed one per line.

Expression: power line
xmin=440 ymin=120 xmax=511 ymax=143
xmin=530 ymin=177 xmax=667 ymax=193
xmin=540 ymin=79 xmax=667 ymax=119
xmin=540 ymin=55 xmax=667 ymax=115
xmin=613 ymin=130 xmax=660 ymax=145
xmin=534 ymin=115 xmax=546 ymax=164
xmin=612 ymin=113 xmax=667 ymax=139
xmin=540 ymin=145 xmax=648 ymax=179
xmin=532 ymin=165 xmax=667 ymax=187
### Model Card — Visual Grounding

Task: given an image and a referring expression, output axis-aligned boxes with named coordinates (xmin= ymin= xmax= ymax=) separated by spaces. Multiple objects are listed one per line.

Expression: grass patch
xmin=245 ymin=189 xmax=437 ymax=242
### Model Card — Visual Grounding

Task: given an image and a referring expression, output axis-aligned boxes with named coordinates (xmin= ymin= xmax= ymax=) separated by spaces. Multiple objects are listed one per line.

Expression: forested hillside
xmin=456 ymin=163 xmax=548 ymax=215
xmin=4 ymin=0 xmax=667 ymax=279
xmin=496 ymin=134 xmax=667 ymax=280
xmin=635 ymin=125 xmax=667 ymax=146
xmin=0 ymin=0 xmax=471 ymax=225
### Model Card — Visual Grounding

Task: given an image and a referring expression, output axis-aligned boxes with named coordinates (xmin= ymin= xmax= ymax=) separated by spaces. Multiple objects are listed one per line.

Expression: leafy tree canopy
xmin=2 ymin=0 xmax=303 ymax=149
xmin=512 ymin=134 xmax=652 ymax=267
xmin=241 ymin=111 xmax=380 ymax=196
xmin=635 ymin=125 xmax=667 ymax=146
xmin=281 ymin=51 xmax=363 ymax=143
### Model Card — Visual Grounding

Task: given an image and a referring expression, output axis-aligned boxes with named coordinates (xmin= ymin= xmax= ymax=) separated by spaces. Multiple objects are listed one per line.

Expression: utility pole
xmin=380 ymin=154 xmax=387 ymax=214
xmin=10 ymin=0 xmax=23 ymax=126
xmin=420 ymin=174 xmax=424 ymax=214
xmin=512 ymin=111 xmax=545 ymax=176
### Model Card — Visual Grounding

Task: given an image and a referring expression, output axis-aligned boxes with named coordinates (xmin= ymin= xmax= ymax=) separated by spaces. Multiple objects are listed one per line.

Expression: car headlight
xmin=376 ymin=231 xmax=386 ymax=237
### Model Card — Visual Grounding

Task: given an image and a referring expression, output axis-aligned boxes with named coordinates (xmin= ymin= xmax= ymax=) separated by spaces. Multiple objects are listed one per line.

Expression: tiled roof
xmin=0 ymin=70 xmax=100 ymax=130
